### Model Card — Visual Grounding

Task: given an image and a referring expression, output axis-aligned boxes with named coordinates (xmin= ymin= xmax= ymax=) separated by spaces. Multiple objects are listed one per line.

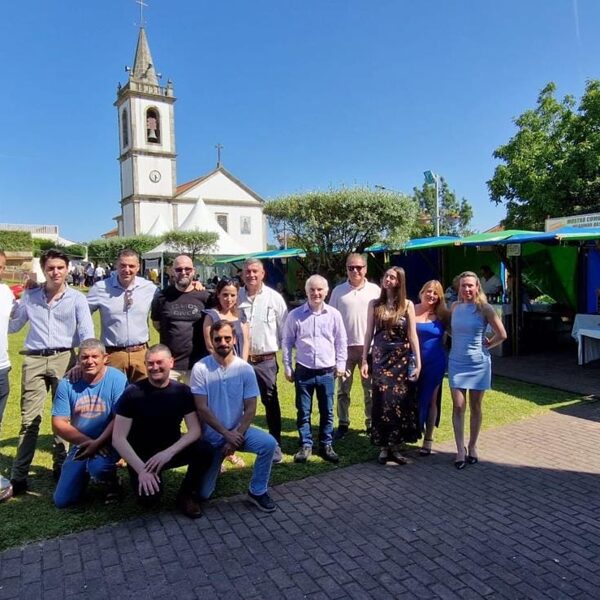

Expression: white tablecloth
xmin=572 ymin=314 xmax=600 ymax=365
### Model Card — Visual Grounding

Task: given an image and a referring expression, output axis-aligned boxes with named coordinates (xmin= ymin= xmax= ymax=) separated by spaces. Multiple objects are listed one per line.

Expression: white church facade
xmin=113 ymin=27 xmax=266 ymax=255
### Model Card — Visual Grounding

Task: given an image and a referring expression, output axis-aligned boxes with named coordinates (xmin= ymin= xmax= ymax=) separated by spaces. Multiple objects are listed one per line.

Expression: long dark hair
xmin=374 ymin=266 xmax=408 ymax=328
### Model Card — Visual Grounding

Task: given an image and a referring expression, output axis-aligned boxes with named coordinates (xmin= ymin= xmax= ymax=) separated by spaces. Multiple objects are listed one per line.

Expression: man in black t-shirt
xmin=112 ymin=344 xmax=214 ymax=519
xmin=151 ymin=255 xmax=211 ymax=383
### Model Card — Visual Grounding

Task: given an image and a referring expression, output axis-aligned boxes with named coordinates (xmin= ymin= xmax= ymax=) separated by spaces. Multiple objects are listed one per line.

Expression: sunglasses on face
xmin=174 ymin=267 xmax=194 ymax=273
xmin=347 ymin=265 xmax=365 ymax=272
xmin=213 ymin=335 xmax=233 ymax=343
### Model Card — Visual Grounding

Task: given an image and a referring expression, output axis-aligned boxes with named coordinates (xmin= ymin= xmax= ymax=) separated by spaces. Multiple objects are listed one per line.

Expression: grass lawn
xmin=0 ymin=314 xmax=585 ymax=552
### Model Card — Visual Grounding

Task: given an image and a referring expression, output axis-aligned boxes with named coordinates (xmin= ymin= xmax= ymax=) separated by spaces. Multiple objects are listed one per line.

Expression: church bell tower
xmin=115 ymin=27 xmax=177 ymax=236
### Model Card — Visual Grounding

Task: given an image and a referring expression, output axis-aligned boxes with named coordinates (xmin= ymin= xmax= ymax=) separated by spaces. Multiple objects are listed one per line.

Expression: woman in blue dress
xmin=414 ymin=280 xmax=449 ymax=456
xmin=449 ymin=271 xmax=506 ymax=469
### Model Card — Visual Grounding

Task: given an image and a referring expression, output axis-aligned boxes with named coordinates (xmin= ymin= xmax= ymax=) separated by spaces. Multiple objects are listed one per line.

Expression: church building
xmin=113 ymin=27 xmax=266 ymax=255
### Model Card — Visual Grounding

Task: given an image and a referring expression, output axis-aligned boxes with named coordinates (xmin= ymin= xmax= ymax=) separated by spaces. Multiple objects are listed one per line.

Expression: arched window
xmin=146 ymin=108 xmax=161 ymax=144
xmin=121 ymin=108 xmax=129 ymax=148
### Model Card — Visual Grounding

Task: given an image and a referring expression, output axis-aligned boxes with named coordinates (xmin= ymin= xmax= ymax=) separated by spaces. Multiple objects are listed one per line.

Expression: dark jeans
xmin=128 ymin=439 xmax=215 ymax=506
xmin=0 ymin=367 xmax=10 ymax=435
xmin=252 ymin=358 xmax=282 ymax=444
xmin=294 ymin=364 xmax=335 ymax=447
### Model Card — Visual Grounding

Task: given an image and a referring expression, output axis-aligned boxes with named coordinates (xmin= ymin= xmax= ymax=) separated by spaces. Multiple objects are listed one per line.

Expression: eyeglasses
xmin=213 ymin=335 xmax=233 ymax=343
xmin=347 ymin=265 xmax=365 ymax=272
xmin=124 ymin=289 xmax=133 ymax=310
xmin=174 ymin=267 xmax=194 ymax=273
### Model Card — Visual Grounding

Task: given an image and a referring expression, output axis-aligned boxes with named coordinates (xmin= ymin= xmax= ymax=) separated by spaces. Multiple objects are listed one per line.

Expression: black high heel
xmin=454 ymin=447 xmax=467 ymax=470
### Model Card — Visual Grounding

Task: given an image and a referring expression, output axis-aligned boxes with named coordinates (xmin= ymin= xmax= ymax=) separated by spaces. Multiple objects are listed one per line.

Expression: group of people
xmin=0 ymin=246 xmax=507 ymax=519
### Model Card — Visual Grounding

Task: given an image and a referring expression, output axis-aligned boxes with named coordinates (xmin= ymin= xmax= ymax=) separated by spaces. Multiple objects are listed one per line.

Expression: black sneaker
xmin=293 ymin=445 xmax=312 ymax=463
xmin=247 ymin=491 xmax=276 ymax=513
xmin=319 ymin=444 xmax=340 ymax=463
xmin=10 ymin=479 xmax=28 ymax=496
xmin=333 ymin=425 xmax=349 ymax=441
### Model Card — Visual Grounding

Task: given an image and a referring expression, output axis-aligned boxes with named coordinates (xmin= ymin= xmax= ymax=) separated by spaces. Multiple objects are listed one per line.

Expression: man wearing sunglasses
xmin=88 ymin=249 xmax=158 ymax=382
xmin=191 ymin=320 xmax=277 ymax=512
xmin=329 ymin=254 xmax=380 ymax=439
xmin=151 ymin=255 xmax=211 ymax=383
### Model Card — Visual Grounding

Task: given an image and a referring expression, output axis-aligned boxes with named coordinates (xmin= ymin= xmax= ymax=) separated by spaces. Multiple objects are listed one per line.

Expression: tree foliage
xmin=162 ymin=230 xmax=219 ymax=263
xmin=411 ymin=177 xmax=473 ymax=237
xmin=0 ymin=230 xmax=32 ymax=252
xmin=87 ymin=235 xmax=161 ymax=264
xmin=264 ymin=187 xmax=418 ymax=281
xmin=33 ymin=238 xmax=86 ymax=259
xmin=488 ymin=80 xmax=600 ymax=229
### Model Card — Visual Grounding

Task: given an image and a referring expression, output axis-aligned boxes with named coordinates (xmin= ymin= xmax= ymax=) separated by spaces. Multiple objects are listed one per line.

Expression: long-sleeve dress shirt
xmin=87 ymin=273 xmax=158 ymax=347
xmin=282 ymin=302 xmax=347 ymax=375
xmin=9 ymin=286 xmax=95 ymax=351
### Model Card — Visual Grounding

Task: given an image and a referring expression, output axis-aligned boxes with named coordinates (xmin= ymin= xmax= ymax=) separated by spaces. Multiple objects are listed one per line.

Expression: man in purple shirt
xmin=282 ymin=275 xmax=347 ymax=464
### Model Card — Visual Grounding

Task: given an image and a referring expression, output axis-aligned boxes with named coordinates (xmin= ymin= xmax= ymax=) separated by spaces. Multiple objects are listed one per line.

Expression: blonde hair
xmin=418 ymin=279 xmax=450 ymax=323
xmin=457 ymin=271 xmax=487 ymax=311
xmin=374 ymin=267 xmax=408 ymax=328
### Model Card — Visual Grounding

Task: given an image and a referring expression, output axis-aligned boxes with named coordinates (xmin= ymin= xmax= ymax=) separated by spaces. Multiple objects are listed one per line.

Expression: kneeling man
xmin=191 ymin=320 xmax=277 ymax=512
xmin=52 ymin=338 xmax=127 ymax=508
xmin=112 ymin=344 xmax=214 ymax=518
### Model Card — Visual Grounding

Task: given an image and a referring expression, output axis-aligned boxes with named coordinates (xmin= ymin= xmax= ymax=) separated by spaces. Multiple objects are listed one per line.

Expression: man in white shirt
xmin=0 ymin=251 xmax=14 ymax=437
xmin=329 ymin=253 xmax=380 ymax=439
xmin=238 ymin=258 xmax=288 ymax=463
xmin=480 ymin=265 xmax=503 ymax=296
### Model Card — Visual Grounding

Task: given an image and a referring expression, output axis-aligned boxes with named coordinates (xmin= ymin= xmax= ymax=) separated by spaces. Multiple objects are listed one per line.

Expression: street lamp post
xmin=423 ymin=170 xmax=440 ymax=237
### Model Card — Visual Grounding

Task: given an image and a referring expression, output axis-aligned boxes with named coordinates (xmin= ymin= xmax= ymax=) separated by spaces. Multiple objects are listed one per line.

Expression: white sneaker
xmin=272 ymin=445 xmax=283 ymax=464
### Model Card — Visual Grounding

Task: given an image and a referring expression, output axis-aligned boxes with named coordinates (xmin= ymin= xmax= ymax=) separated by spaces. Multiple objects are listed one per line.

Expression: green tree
xmin=488 ymin=80 xmax=600 ymax=229
xmin=87 ymin=235 xmax=161 ymax=264
xmin=32 ymin=238 xmax=87 ymax=259
xmin=411 ymin=177 xmax=473 ymax=237
xmin=161 ymin=230 xmax=219 ymax=263
xmin=264 ymin=187 xmax=418 ymax=282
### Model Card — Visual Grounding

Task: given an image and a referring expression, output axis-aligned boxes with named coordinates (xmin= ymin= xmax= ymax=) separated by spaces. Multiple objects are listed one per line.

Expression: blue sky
xmin=0 ymin=1 xmax=598 ymax=242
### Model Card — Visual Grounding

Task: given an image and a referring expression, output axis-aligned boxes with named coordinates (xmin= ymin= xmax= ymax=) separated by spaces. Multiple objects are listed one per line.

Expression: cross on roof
xmin=136 ymin=0 xmax=148 ymax=27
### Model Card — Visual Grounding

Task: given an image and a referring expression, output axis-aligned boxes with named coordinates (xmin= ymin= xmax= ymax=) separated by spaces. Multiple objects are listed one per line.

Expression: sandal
xmin=419 ymin=439 xmax=433 ymax=456
xmin=225 ymin=453 xmax=246 ymax=468
xmin=390 ymin=451 xmax=408 ymax=465
xmin=377 ymin=448 xmax=390 ymax=465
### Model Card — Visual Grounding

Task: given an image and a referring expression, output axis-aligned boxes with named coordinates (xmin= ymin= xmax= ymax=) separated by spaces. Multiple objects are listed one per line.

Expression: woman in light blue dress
xmin=449 ymin=271 xmax=506 ymax=469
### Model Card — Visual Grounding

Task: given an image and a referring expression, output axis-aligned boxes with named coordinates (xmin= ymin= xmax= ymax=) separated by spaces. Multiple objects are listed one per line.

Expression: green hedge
xmin=0 ymin=230 xmax=32 ymax=252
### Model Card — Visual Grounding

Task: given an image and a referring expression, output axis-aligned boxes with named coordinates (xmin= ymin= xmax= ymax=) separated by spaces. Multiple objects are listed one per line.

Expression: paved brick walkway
xmin=1 ymin=401 xmax=599 ymax=600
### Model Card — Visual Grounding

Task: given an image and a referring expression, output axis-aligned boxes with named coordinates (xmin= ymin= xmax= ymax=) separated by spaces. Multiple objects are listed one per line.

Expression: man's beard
xmin=175 ymin=276 xmax=191 ymax=290
xmin=215 ymin=346 xmax=233 ymax=358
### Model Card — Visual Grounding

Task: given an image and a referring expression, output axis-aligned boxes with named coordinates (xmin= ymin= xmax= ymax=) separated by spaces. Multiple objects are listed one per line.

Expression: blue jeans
xmin=54 ymin=446 xmax=119 ymax=508
xmin=0 ymin=367 xmax=10 ymax=434
xmin=294 ymin=364 xmax=335 ymax=447
xmin=198 ymin=426 xmax=276 ymax=499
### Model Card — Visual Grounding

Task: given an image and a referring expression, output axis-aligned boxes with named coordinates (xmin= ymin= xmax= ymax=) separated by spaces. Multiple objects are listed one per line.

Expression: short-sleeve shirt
xmin=189 ymin=355 xmax=260 ymax=447
xmin=52 ymin=367 xmax=127 ymax=439
xmin=151 ymin=287 xmax=211 ymax=370
xmin=115 ymin=379 xmax=196 ymax=459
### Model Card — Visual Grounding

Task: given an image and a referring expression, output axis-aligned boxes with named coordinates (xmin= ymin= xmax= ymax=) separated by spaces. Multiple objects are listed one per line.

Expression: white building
xmin=113 ymin=28 xmax=266 ymax=254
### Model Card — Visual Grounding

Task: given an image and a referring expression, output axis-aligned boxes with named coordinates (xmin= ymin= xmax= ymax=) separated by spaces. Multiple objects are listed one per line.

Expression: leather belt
xmin=23 ymin=348 xmax=72 ymax=357
xmin=296 ymin=364 xmax=335 ymax=376
xmin=249 ymin=353 xmax=276 ymax=364
xmin=107 ymin=343 xmax=147 ymax=353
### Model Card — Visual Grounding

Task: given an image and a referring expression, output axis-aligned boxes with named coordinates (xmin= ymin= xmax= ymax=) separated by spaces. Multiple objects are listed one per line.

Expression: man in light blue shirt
xmin=87 ymin=248 xmax=158 ymax=382
xmin=282 ymin=275 xmax=347 ymax=464
xmin=52 ymin=338 xmax=127 ymax=508
xmin=9 ymin=249 xmax=95 ymax=494
xmin=191 ymin=320 xmax=277 ymax=513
